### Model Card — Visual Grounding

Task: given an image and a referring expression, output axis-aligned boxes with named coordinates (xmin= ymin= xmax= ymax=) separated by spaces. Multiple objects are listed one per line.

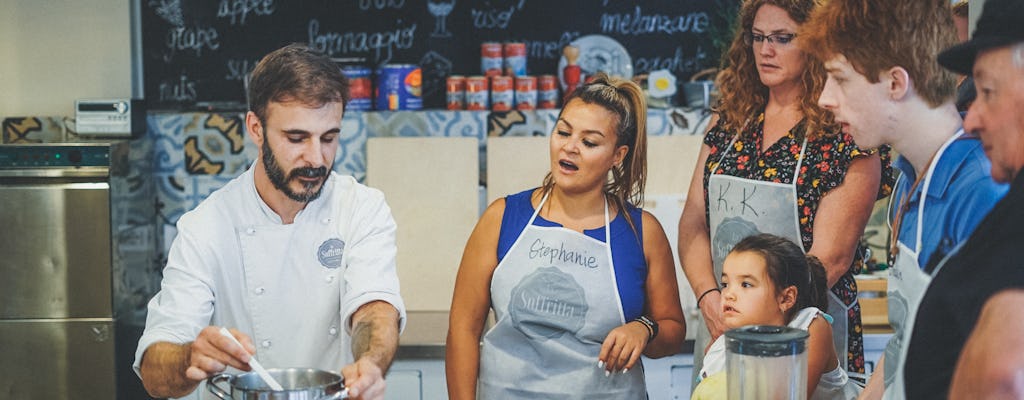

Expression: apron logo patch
xmin=509 ymin=267 xmax=588 ymax=340
xmin=711 ymin=216 xmax=760 ymax=269
xmin=318 ymin=238 xmax=345 ymax=268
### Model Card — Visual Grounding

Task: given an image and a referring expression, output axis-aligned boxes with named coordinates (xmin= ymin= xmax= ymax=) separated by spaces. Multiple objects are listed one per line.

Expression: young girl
xmin=693 ymin=233 xmax=860 ymax=400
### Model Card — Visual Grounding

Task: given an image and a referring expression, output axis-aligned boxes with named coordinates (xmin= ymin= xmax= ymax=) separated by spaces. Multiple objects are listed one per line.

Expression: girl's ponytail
xmin=801 ymin=255 xmax=829 ymax=312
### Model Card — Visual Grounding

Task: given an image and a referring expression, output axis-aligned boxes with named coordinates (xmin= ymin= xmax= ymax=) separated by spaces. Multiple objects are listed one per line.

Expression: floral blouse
xmin=701 ymin=112 xmax=895 ymax=374
xmin=702 ymin=113 xmax=894 ymax=254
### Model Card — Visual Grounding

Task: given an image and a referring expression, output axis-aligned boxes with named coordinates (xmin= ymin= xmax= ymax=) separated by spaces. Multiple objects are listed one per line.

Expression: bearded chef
xmin=134 ymin=44 xmax=406 ymax=400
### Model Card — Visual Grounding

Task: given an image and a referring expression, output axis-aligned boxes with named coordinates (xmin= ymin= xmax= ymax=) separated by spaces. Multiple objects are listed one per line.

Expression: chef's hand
xmin=598 ymin=321 xmax=649 ymax=374
xmin=341 ymin=357 xmax=386 ymax=400
xmin=700 ymin=291 xmax=727 ymax=341
xmin=184 ymin=326 xmax=255 ymax=381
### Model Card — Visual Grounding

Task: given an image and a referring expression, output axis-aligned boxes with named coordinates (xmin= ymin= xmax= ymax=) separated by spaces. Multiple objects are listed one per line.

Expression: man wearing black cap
xmin=904 ymin=0 xmax=1024 ymax=398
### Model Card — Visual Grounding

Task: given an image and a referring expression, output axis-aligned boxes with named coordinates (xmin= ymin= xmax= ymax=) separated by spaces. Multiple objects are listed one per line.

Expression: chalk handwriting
xmin=217 ymin=0 xmax=276 ymax=26
xmin=164 ymin=26 xmax=220 ymax=62
xmin=601 ymin=7 xmax=709 ymax=35
xmin=524 ymin=32 xmax=580 ymax=59
xmin=225 ymin=58 xmax=258 ymax=81
xmin=307 ymin=19 xmax=416 ymax=64
xmin=158 ymin=73 xmax=198 ymax=102
xmin=633 ymin=45 xmax=711 ymax=75
xmin=471 ymin=4 xmax=521 ymax=29
xmin=358 ymin=0 xmax=405 ymax=10
xmin=148 ymin=0 xmax=184 ymax=26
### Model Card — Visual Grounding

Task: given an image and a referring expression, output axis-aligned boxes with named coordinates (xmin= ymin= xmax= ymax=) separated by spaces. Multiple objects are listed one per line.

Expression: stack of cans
xmin=445 ymin=41 xmax=559 ymax=111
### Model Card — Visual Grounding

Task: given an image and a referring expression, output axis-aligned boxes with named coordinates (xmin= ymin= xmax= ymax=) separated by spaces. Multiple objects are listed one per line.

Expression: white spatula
xmin=218 ymin=327 xmax=285 ymax=391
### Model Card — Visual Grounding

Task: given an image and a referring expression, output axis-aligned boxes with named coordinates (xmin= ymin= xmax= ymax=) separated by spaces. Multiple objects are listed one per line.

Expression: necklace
xmin=888 ymin=151 xmax=939 ymax=263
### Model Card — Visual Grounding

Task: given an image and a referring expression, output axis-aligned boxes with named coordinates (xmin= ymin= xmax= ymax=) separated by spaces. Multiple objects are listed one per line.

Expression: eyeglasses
xmin=744 ymin=32 xmax=797 ymax=47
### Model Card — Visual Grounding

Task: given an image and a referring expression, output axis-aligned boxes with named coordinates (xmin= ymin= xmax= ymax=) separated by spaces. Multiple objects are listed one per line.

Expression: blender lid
xmin=724 ymin=325 xmax=809 ymax=357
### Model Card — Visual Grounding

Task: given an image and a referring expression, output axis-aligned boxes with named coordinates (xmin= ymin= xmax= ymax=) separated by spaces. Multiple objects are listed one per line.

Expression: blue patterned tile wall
xmin=2 ymin=108 xmax=706 ymax=314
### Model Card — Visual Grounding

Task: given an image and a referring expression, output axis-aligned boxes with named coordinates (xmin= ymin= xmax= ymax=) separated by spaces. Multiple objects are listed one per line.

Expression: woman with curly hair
xmin=677 ymin=0 xmax=894 ymax=388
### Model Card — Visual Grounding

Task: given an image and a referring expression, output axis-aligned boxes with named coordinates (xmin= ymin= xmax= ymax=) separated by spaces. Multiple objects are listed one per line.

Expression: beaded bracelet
xmin=633 ymin=315 xmax=659 ymax=343
xmin=697 ymin=287 xmax=721 ymax=309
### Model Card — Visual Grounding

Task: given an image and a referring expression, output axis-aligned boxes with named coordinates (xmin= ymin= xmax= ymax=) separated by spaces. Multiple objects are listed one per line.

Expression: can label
xmin=375 ymin=64 xmax=422 ymax=111
xmin=491 ymin=75 xmax=514 ymax=112
xmin=466 ymin=76 xmax=489 ymax=111
xmin=446 ymin=75 xmax=466 ymax=110
xmin=481 ymin=42 xmax=503 ymax=77
xmin=515 ymin=76 xmax=537 ymax=110
xmin=503 ymin=42 xmax=527 ymax=76
xmin=538 ymin=75 xmax=560 ymax=109
xmin=342 ymin=66 xmax=373 ymax=111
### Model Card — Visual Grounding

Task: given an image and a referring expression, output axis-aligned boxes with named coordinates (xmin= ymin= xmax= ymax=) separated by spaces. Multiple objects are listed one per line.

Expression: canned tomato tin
xmin=466 ymin=76 xmax=490 ymax=111
xmin=491 ymin=75 xmax=514 ymax=112
xmin=515 ymin=76 xmax=537 ymax=110
xmin=446 ymin=75 xmax=466 ymax=110
xmin=481 ymin=42 xmax=503 ymax=77
xmin=375 ymin=64 xmax=422 ymax=111
xmin=538 ymin=75 xmax=560 ymax=109
xmin=503 ymin=42 xmax=527 ymax=76
xmin=341 ymin=66 xmax=373 ymax=111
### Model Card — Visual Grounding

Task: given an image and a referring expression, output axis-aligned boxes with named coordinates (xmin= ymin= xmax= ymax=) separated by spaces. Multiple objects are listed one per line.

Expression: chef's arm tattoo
xmin=350 ymin=300 xmax=400 ymax=373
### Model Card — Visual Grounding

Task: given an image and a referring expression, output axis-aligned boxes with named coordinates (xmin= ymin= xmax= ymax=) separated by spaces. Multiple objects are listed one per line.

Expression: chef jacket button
xmin=326 ymin=275 xmax=334 ymax=283
xmin=261 ymin=340 xmax=271 ymax=348
xmin=329 ymin=327 xmax=338 ymax=335
xmin=246 ymin=228 xmax=256 ymax=235
xmin=255 ymin=287 xmax=265 ymax=295
xmin=321 ymin=218 xmax=331 ymax=224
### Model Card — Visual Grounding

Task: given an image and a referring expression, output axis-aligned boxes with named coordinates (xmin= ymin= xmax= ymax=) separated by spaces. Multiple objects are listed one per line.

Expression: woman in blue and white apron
xmin=446 ymin=73 xmax=687 ymax=399
xmin=676 ymin=0 xmax=895 ymax=390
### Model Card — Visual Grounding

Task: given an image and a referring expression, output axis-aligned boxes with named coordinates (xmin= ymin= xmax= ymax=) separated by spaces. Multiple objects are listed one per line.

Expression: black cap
xmin=938 ymin=0 xmax=1024 ymax=75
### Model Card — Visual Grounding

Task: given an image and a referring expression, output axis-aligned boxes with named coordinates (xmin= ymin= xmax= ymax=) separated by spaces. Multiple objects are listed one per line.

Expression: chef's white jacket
xmin=133 ymin=167 xmax=406 ymax=399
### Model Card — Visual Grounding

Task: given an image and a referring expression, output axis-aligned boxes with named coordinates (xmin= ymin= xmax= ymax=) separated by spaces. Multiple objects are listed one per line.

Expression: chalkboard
xmin=142 ymin=0 xmax=738 ymax=110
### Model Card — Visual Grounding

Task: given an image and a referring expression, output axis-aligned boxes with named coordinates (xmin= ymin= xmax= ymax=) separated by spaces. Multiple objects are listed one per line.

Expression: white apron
xmin=882 ymin=130 xmax=964 ymax=399
xmin=692 ymin=134 xmax=812 ymax=385
xmin=479 ymin=193 xmax=646 ymax=399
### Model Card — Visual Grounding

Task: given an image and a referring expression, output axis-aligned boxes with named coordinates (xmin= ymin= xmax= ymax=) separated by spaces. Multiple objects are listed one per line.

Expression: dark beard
xmin=262 ymin=137 xmax=328 ymax=203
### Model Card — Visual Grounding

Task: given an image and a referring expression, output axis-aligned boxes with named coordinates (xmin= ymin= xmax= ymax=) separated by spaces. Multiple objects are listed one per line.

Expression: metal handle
xmin=207 ymin=373 xmax=234 ymax=400
xmin=317 ymin=388 xmax=350 ymax=400
xmin=0 ymin=166 xmax=109 ymax=178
